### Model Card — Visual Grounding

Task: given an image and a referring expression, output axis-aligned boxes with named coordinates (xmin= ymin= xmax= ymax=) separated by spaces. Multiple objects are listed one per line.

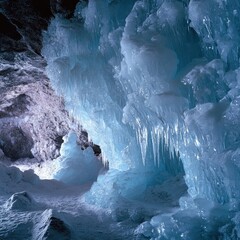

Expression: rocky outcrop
xmin=0 ymin=0 xmax=85 ymax=54
xmin=0 ymin=76 xmax=79 ymax=161
xmin=33 ymin=209 xmax=71 ymax=240
xmin=4 ymin=191 xmax=43 ymax=211
xmin=0 ymin=126 xmax=34 ymax=160
xmin=0 ymin=0 xmax=52 ymax=54
xmin=0 ymin=0 xmax=100 ymax=163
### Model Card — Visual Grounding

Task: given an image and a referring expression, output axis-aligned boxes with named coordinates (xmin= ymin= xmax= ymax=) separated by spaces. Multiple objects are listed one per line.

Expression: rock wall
xmin=0 ymin=0 xmax=95 ymax=162
xmin=0 ymin=77 xmax=79 ymax=161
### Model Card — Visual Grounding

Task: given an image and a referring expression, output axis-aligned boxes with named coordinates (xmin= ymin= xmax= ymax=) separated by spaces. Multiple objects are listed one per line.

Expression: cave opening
xmin=1 ymin=0 xmax=240 ymax=239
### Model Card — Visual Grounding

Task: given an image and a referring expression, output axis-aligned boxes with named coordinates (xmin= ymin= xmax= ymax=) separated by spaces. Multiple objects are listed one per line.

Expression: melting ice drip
xmin=43 ymin=0 xmax=240 ymax=209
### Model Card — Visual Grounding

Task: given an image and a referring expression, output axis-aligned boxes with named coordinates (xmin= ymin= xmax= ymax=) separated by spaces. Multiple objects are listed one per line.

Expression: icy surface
xmin=42 ymin=0 xmax=240 ymax=238
xmin=0 ymin=163 xmax=168 ymax=240
xmin=32 ymin=209 xmax=71 ymax=240
xmin=4 ymin=191 xmax=47 ymax=212
xmin=53 ymin=131 xmax=103 ymax=184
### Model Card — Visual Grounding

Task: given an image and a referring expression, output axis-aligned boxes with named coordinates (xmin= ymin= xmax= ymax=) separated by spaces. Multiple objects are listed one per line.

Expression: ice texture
xmin=42 ymin=0 xmax=240 ymax=238
xmin=4 ymin=191 xmax=40 ymax=211
xmin=53 ymin=131 xmax=103 ymax=185
xmin=32 ymin=209 xmax=71 ymax=240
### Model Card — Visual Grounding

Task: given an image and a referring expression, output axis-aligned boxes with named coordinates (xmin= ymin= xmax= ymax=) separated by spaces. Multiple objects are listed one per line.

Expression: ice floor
xmin=0 ymin=163 xmax=187 ymax=240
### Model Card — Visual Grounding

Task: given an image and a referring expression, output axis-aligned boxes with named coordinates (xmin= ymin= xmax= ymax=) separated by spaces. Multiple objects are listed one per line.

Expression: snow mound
xmin=53 ymin=131 xmax=103 ymax=185
xmin=0 ymin=163 xmax=41 ymax=193
xmin=4 ymin=191 xmax=42 ymax=211
xmin=33 ymin=209 xmax=71 ymax=240
xmin=22 ymin=169 xmax=40 ymax=185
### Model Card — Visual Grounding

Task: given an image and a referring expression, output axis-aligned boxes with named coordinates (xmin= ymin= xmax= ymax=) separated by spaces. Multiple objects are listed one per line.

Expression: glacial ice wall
xmin=43 ymin=0 xmax=240 ymax=205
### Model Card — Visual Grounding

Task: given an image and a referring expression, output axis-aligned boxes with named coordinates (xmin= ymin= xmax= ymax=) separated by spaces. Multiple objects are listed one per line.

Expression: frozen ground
xmin=0 ymin=162 xmax=187 ymax=240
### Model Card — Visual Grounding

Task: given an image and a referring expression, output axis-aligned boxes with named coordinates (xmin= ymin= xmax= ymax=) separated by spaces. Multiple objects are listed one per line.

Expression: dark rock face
xmin=0 ymin=0 xmax=73 ymax=162
xmin=3 ymin=94 xmax=30 ymax=116
xmin=0 ymin=13 xmax=22 ymax=41
xmin=0 ymin=0 xmax=81 ymax=54
xmin=0 ymin=0 xmax=101 ymax=163
xmin=0 ymin=0 xmax=82 ymax=55
xmin=50 ymin=0 xmax=81 ymax=19
xmin=0 ymin=0 xmax=52 ymax=54
xmin=0 ymin=126 xmax=34 ymax=160
xmin=0 ymin=76 xmax=79 ymax=161
xmin=45 ymin=216 xmax=71 ymax=240
xmin=78 ymin=130 xmax=102 ymax=156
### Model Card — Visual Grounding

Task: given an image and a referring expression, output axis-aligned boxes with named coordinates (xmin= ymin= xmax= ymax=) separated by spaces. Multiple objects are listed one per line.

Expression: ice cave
xmin=1 ymin=0 xmax=240 ymax=239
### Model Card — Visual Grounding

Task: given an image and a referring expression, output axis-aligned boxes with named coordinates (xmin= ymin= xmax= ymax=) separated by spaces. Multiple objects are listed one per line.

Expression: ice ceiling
xmin=42 ymin=0 xmax=240 ymax=238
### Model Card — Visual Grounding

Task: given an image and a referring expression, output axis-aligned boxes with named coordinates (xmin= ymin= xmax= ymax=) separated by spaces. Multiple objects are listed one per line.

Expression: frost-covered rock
xmin=0 ymin=0 xmax=86 ymax=163
xmin=33 ymin=209 xmax=71 ymax=240
xmin=4 ymin=191 xmax=40 ymax=211
xmin=0 ymin=70 xmax=78 ymax=162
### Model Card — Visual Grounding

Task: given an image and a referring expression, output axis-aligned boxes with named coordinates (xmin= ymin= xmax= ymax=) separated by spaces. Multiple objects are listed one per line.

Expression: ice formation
xmin=42 ymin=0 xmax=240 ymax=238
xmin=33 ymin=209 xmax=71 ymax=240
xmin=53 ymin=131 xmax=103 ymax=185
xmin=4 ymin=191 xmax=40 ymax=211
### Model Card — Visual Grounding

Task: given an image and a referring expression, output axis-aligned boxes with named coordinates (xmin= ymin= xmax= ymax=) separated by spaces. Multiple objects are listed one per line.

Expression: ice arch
xmin=42 ymin=0 xmax=240 ymax=205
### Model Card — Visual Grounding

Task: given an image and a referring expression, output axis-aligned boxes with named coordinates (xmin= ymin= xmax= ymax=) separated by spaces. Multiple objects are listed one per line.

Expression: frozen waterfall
xmin=42 ymin=0 xmax=240 ymax=238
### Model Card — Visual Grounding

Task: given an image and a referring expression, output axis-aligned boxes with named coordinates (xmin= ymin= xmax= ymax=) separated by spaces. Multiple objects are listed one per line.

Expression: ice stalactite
xmin=42 ymin=0 xmax=190 ymax=174
xmin=43 ymin=1 xmax=240 ymax=236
